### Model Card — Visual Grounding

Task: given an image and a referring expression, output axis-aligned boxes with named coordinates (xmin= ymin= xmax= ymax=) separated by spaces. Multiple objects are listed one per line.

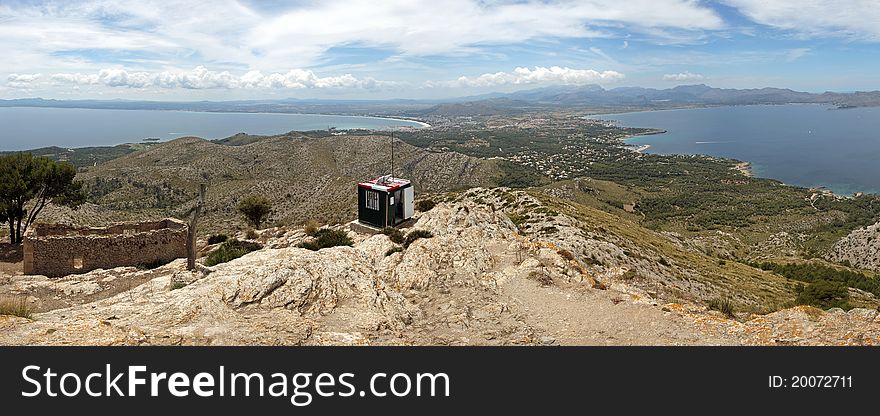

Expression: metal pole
xmin=390 ymin=131 xmax=394 ymax=180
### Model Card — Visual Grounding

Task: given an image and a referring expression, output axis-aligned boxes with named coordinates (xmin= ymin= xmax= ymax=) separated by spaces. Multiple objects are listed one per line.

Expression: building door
xmin=393 ymin=189 xmax=404 ymax=224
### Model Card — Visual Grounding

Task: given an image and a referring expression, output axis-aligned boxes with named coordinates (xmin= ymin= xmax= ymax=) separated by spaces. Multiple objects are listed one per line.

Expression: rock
xmin=848 ymin=308 xmax=878 ymax=321
xmin=539 ymin=336 xmax=556 ymax=345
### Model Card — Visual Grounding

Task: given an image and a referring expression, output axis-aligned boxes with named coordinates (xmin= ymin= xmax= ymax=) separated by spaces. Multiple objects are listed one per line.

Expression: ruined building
xmin=23 ymin=219 xmax=188 ymax=277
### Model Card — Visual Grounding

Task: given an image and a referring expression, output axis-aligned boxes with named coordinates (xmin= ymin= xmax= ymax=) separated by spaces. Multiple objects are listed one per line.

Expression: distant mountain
xmin=483 ymin=84 xmax=865 ymax=107
xmin=4 ymin=85 xmax=880 ymax=118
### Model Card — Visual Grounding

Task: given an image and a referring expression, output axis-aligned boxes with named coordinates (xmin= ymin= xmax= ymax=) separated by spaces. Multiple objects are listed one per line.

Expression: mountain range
xmin=3 ymin=84 xmax=880 ymax=117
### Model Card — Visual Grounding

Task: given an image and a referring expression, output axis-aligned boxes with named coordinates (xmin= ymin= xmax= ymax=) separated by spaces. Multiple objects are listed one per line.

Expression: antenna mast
xmin=390 ymin=131 xmax=394 ymax=180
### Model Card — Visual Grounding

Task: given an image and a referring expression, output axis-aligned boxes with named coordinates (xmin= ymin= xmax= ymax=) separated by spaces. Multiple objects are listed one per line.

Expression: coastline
xmin=733 ymin=161 xmax=753 ymax=177
xmin=622 ymin=128 xmax=666 ymax=153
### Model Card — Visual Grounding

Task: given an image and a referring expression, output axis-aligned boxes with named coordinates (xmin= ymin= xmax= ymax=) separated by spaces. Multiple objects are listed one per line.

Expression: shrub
xmin=303 ymin=219 xmax=320 ymax=236
xmin=707 ymin=297 xmax=735 ymax=318
xmin=0 ymin=296 xmax=34 ymax=319
xmin=205 ymin=239 xmax=262 ymax=266
xmin=170 ymin=282 xmax=188 ymax=290
xmin=795 ymin=280 xmax=851 ymax=310
xmin=245 ymin=229 xmax=259 ymax=240
xmin=385 ymin=246 xmax=404 ymax=257
xmin=403 ymin=229 xmax=434 ymax=248
xmin=298 ymin=229 xmax=353 ymax=251
xmin=207 ymin=234 xmax=228 ymax=245
xmin=754 ymin=261 xmax=875 ymax=303
xmin=415 ymin=199 xmax=436 ymax=212
xmin=238 ymin=195 xmax=272 ymax=229
xmin=528 ymin=270 xmax=553 ymax=286
xmin=620 ymin=270 xmax=639 ymax=280
xmin=382 ymin=227 xmax=405 ymax=244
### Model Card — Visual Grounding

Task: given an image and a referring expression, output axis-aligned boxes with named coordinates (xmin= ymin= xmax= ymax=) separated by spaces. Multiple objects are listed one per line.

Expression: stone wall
xmin=23 ymin=219 xmax=188 ymax=277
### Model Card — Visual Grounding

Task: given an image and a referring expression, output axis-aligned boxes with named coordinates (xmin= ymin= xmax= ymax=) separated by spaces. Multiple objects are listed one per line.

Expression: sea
xmin=598 ymin=104 xmax=880 ymax=195
xmin=0 ymin=106 xmax=426 ymax=151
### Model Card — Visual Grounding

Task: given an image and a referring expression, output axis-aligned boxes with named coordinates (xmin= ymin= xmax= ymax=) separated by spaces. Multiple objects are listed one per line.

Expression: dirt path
xmin=487 ymin=242 xmax=743 ymax=346
xmin=501 ymin=277 xmax=740 ymax=345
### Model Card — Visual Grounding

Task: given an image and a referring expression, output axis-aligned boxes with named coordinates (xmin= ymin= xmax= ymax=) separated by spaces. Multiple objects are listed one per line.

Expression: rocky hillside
xmin=4 ymin=188 xmax=880 ymax=346
xmin=828 ymin=221 xmax=880 ymax=271
xmin=43 ymin=134 xmax=499 ymax=232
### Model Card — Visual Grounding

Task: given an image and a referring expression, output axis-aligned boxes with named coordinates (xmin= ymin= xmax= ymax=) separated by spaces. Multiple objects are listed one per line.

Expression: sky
xmin=1 ymin=0 xmax=879 ymax=100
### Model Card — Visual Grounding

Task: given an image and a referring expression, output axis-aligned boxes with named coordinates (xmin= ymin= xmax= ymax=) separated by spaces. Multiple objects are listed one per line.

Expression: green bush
xmin=207 ymin=234 xmax=228 ymax=245
xmin=298 ymin=229 xmax=353 ymax=251
xmin=795 ymin=280 xmax=851 ymax=310
xmin=754 ymin=261 xmax=878 ymax=300
xmin=415 ymin=199 xmax=436 ymax=212
xmin=238 ymin=195 xmax=272 ymax=229
xmin=205 ymin=239 xmax=262 ymax=266
xmin=385 ymin=246 xmax=404 ymax=257
xmin=403 ymin=229 xmax=434 ymax=248
xmin=382 ymin=227 xmax=405 ymax=244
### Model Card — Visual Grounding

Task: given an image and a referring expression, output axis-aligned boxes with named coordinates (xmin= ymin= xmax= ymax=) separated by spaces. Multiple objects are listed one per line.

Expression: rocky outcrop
xmin=3 ymin=188 xmax=879 ymax=346
xmin=828 ymin=221 xmax=880 ymax=271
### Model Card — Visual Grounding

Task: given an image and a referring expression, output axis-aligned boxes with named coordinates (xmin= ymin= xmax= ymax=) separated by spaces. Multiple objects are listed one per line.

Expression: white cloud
xmin=6 ymin=73 xmax=42 ymax=89
xmin=46 ymin=66 xmax=380 ymax=90
xmin=663 ymin=71 xmax=705 ymax=81
xmin=724 ymin=0 xmax=880 ymax=41
xmin=448 ymin=66 xmax=625 ymax=88
xmin=0 ymin=0 xmax=724 ymax=76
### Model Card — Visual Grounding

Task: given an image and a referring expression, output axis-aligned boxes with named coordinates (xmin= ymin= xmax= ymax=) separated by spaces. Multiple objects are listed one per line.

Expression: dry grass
xmin=303 ymin=219 xmax=321 ymax=236
xmin=0 ymin=296 xmax=34 ymax=319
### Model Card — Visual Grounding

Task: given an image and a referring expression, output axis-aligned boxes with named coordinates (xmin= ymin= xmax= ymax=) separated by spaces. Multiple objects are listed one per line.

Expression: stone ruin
xmin=23 ymin=219 xmax=188 ymax=277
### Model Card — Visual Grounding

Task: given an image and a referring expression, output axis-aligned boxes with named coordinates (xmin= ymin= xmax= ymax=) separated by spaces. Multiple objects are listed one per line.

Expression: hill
xmin=43 ymin=133 xmax=500 ymax=232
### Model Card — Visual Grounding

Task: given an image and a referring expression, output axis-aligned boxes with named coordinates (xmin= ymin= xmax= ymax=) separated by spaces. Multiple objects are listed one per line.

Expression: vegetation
xmin=237 ymin=195 xmax=273 ymax=229
xmin=415 ymin=199 xmax=436 ymax=212
xmin=558 ymin=249 xmax=575 ymax=261
xmin=385 ymin=246 xmax=404 ymax=257
xmin=303 ymin=219 xmax=320 ymax=236
xmin=204 ymin=239 xmax=263 ymax=266
xmin=707 ymin=298 xmax=736 ymax=318
xmin=0 ymin=296 xmax=34 ymax=319
xmin=298 ymin=229 xmax=353 ymax=251
xmin=496 ymin=160 xmax=549 ymax=188
xmin=382 ymin=227 xmax=405 ymax=244
xmin=0 ymin=153 xmax=86 ymax=244
xmin=795 ymin=280 xmax=851 ymax=310
xmin=528 ymin=270 xmax=553 ymax=286
xmin=1 ymin=144 xmax=146 ymax=168
xmin=207 ymin=234 xmax=228 ymax=245
xmin=754 ymin=261 xmax=880 ymax=299
xmin=403 ymin=229 xmax=434 ymax=248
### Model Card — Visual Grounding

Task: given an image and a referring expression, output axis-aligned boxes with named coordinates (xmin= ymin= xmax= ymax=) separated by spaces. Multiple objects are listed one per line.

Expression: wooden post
xmin=187 ymin=183 xmax=206 ymax=271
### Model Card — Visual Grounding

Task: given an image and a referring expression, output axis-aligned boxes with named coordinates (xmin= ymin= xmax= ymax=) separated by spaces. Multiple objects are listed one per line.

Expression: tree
xmin=237 ymin=195 xmax=272 ymax=229
xmin=0 ymin=153 xmax=86 ymax=244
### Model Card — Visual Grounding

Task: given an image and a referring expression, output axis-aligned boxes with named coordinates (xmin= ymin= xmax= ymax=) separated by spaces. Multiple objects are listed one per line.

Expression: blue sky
xmin=2 ymin=0 xmax=879 ymax=100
